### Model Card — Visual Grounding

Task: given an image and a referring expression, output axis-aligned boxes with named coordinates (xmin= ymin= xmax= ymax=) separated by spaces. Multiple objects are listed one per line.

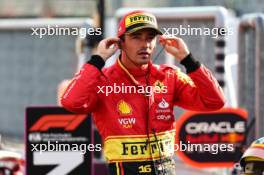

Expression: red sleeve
xmin=173 ymin=65 xmax=225 ymax=111
xmin=61 ymin=64 xmax=102 ymax=113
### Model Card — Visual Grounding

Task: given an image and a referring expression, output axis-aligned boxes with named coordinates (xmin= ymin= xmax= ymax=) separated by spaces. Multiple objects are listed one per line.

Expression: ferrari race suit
xmin=61 ymin=54 xmax=225 ymax=175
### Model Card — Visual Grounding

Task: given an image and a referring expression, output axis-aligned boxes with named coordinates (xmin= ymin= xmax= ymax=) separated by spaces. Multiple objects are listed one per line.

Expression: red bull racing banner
xmin=26 ymin=107 xmax=94 ymax=175
xmin=175 ymin=108 xmax=248 ymax=168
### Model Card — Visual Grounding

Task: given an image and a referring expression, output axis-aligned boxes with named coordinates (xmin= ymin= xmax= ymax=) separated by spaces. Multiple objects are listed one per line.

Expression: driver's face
xmin=122 ymin=28 xmax=157 ymax=65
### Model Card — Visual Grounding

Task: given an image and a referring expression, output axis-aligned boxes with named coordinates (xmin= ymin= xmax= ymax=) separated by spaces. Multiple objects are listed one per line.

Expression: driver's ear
xmin=117 ymin=39 xmax=122 ymax=49
xmin=118 ymin=36 xmax=125 ymax=49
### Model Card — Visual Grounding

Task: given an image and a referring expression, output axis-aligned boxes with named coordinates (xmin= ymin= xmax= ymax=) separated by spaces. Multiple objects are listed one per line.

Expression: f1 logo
xmin=30 ymin=114 xmax=86 ymax=131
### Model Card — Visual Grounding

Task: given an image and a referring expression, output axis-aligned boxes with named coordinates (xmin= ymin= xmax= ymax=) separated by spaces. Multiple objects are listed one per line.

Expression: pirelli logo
xmin=125 ymin=13 xmax=157 ymax=28
xmin=104 ymin=131 xmax=175 ymax=162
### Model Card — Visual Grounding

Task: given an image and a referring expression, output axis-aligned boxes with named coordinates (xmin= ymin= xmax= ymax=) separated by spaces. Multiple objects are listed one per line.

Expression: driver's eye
xmin=148 ymin=36 xmax=155 ymax=40
xmin=132 ymin=35 xmax=140 ymax=39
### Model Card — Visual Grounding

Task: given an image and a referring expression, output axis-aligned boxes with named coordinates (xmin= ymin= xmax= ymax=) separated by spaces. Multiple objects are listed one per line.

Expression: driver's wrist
xmin=87 ymin=55 xmax=105 ymax=70
xmin=177 ymin=51 xmax=190 ymax=61
xmin=94 ymin=52 xmax=108 ymax=61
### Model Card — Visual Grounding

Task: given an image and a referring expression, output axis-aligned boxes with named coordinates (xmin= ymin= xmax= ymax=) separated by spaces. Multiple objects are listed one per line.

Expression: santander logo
xmin=158 ymin=98 xmax=169 ymax=109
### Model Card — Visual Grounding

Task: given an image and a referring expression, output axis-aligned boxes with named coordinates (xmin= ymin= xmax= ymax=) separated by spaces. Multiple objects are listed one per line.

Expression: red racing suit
xmin=61 ymin=54 xmax=225 ymax=175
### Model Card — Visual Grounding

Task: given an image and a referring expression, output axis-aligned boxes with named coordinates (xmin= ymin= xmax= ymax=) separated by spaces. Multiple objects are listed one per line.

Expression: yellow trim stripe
xmin=252 ymin=143 xmax=264 ymax=148
xmin=244 ymin=156 xmax=264 ymax=162
xmin=117 ymin=58 xmax=139 ymax=85
xmin=105 ymin=130 xmax=175 ymax=140
xmin=116 ymin=162 xmax=120 ymax=175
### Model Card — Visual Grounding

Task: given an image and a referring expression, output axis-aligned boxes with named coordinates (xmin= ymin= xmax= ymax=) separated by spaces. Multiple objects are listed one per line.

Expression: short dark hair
xmin=119 ymin=35 xmax=125 ymax=41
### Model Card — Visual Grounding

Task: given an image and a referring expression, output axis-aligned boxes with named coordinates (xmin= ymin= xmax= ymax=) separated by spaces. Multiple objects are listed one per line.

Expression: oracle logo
xmin=175 ymin=108 xmax=248 ymax=168
xmin=185 ymin=121 xmax=245 ymax=134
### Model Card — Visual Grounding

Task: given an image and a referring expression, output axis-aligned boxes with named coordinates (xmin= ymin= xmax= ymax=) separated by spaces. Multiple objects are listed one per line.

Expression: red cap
xmin=117 ymin=10 xmax=162 ymax=37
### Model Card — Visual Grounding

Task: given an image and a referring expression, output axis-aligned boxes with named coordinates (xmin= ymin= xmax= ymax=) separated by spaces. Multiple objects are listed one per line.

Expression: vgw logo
xmin=118 ymin=118 xmax=136 ymax=128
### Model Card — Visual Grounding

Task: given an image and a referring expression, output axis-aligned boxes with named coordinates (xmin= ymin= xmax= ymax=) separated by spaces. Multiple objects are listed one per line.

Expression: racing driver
xmin=61 ymin=10 xmax=225 ymax=175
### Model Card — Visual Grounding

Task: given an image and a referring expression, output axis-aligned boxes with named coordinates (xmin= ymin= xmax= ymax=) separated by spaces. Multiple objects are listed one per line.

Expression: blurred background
xmin=0 ymin=0 xmax=264 ymax=175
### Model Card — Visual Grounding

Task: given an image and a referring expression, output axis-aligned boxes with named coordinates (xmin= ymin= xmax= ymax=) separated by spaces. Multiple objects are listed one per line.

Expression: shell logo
xmin=117 ymin=100 xmax=132 ymax=115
